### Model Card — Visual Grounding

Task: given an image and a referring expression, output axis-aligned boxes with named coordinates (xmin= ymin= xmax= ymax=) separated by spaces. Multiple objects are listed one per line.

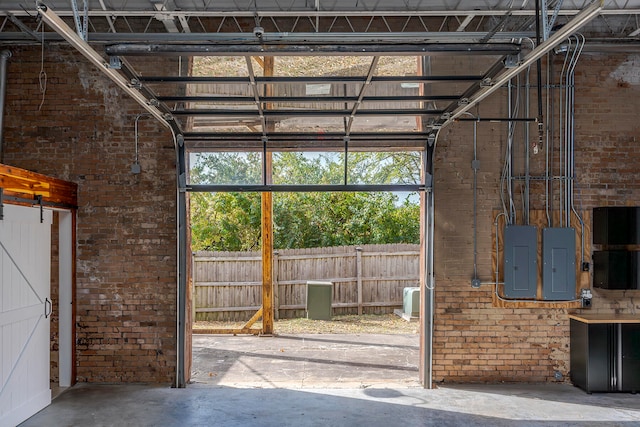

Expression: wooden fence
xmin=193 ymin=244 xmax=420 ymax=321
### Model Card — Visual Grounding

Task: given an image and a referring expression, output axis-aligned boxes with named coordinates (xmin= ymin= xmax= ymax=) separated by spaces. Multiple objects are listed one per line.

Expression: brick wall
xmin=3 ymin=46 xmax=178 ymax=383
xmin=572 ymin=52 xmax=640 ymax=315
xmin=431 ymin=52 xmax=640 ymax=384
xmin=3 ymin=45 xmax=638 ymax=385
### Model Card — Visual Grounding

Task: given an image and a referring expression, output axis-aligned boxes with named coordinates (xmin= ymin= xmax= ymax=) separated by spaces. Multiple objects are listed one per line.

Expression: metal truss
xmin=2 ymin=1 xmax=640 ymax=41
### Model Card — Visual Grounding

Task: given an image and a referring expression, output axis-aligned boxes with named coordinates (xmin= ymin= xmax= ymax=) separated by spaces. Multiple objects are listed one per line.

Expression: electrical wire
xmin=38 ymin=24 xmax=47 ymax=111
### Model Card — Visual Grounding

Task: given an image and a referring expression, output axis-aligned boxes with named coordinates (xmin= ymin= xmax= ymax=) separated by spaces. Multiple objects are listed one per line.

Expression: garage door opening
xmin=187 ymin=148 xmax=423 ymax=387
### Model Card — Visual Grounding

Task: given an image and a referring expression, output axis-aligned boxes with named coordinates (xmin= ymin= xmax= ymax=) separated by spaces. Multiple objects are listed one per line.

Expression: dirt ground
xmin=193 ymin=313 xmax=419 ymax=335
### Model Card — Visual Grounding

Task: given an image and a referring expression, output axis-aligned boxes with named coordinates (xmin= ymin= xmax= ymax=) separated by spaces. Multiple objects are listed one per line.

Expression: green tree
xmin=189 ymin=151 xmax=421 ymax=251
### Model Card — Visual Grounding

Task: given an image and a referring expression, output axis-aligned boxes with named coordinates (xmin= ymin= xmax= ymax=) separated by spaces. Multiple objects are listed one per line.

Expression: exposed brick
xmin=5 ymin=47 xmax=637 ymax=387
xmin=4 ymin=46 xmax=178 ymax=384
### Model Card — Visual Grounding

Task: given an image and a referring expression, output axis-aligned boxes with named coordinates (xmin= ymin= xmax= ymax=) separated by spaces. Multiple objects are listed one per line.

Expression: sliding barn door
xmin=0 ymin=204 xmax=52 ymax=427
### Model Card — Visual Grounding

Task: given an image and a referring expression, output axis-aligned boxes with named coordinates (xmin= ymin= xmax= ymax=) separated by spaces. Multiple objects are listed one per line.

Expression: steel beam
xmin=158 ymin=95 xmax=460 ymax=103
xmin=187 ymin=184 xmax=423 ymax=192
xmin=171 ymin=109 xmax=443 ymax=117
xmin=3 ymin=9 xmax=633 ymax=19
xmin=104 ymin=41 xmax=521 ymax=56
xmin=139 ymin=75 xmax=483 ymax=84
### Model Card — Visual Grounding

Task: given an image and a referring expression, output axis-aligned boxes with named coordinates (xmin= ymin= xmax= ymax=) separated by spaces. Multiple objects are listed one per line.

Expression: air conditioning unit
xmin=306 ymin=281 xmax=333 ymax=320
xmin=403 ymin=287 xmax=420 ymax=317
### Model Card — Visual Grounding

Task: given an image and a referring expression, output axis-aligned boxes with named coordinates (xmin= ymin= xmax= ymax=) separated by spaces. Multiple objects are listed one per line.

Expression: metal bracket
xmin=35 ymin=195 xmax=43 ymax=223
xmin=69 ymin=0 xmax=88 ymax=41
xmin=503 ymin=54 xmax=520 ymax=68
xmin=109 ymin=56 xmax=122 ymax=69
xmin=129 ymin=78 xmax=142 ymax=89
xmin=0 ymin=188 xmax=4 ymax=221
xmin=480 ymin=77 xmax=493 ymax=87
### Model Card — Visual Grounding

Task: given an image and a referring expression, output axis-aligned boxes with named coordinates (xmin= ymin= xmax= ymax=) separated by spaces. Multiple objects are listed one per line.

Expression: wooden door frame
xmin=1 ymin=164 xmax=78 ymax=387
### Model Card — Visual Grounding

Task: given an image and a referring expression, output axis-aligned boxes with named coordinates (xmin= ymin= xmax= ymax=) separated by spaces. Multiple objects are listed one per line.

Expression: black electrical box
xmin=593 ymin=207 xmax=640 ymax=245
xmin=593 ymin=251 xmax=640 ymax=290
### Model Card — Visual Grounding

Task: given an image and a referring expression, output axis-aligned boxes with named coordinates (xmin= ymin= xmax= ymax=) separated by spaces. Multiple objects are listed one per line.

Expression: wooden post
xmin=356 ymin=246 xmax=363 ymax=315
xmin=261 ymin=56 xmax=275 ymax=335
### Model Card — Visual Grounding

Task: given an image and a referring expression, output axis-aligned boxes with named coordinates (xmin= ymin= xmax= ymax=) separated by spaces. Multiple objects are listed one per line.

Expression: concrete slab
xmin=19 ymin=383 xmax=640 ymax=427
xmin=191 ymin=333 xmax=421 ymax=388
xmin=17 ymin=334 xmax=640 ymax=426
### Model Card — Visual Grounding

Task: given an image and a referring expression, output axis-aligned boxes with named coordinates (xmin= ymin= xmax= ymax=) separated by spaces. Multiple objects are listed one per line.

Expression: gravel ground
xmin=193 ymin=313 xmax=419 ymax=335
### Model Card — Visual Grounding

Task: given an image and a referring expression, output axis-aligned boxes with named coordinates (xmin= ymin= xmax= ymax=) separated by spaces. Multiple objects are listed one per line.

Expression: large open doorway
xmin=181 ymin=52 xmax=435 ymax=387
xmin=187 ymin=145 xmax=423 ymax=386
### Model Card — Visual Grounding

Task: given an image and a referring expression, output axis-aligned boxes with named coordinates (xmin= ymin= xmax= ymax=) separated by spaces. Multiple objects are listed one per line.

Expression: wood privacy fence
xmin=193 ymin=244 xmax=420 ymax=321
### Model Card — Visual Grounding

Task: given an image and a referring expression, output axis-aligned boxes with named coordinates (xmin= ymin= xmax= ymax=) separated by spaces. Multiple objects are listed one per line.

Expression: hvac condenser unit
xmin=306 ymin=281 xmax=333 ymax=320
xmin=403 ymin=287 xmax=420 ymax=317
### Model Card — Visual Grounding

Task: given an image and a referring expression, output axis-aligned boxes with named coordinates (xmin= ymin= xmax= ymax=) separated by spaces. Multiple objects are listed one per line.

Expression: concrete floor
xmin=18 ymin=334 xmax=640 ymax=426
xmin=190 ymin=333 xmax=421 ymax=388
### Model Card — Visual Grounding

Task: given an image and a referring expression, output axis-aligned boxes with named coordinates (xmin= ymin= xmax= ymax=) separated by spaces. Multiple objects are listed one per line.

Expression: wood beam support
xmin=0 ymin=163 xmax=77 ymax=207
xmin=261 ymin=56 xmax=275 ymax=335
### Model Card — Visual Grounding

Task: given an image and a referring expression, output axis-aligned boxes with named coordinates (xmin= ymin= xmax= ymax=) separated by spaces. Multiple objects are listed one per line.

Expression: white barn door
xmin=0 ymin=204 xmax=53 ymax=427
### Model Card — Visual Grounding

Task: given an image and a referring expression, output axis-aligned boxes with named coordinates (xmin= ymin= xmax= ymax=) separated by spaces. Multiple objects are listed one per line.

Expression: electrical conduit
xmin=0 ymin=50 xmax=11 ymax=163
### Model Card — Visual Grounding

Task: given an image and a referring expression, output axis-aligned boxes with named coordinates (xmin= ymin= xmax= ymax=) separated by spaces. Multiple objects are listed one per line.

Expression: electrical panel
xmin=542 ymin=227 xmax=576 ymax=301
xmin=504 ymin=225 xmax=538 ymax=298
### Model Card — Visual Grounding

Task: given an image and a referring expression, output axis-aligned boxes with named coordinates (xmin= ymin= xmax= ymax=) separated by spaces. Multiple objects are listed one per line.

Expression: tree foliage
xmin=189 ymin=152 xmax=420 ymax=251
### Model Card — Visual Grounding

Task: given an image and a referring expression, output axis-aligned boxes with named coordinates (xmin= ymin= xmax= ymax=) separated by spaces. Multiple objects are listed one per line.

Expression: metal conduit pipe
xmin=564 ymin=37 xmax=580 ymax=227
xmin=558 ymin=41 xmax=571 ymax=226
xmin=0 ymin=50 xmax=11 ymax=163
xmin=545 ymin=52 xmax=552 ymax=227
xmin=569 ymin=34 xmax=587 ymax=266
xmin=562 ymin=35 xmax=583 ymax=229
xmin=525 ymin=69 xmax=531 ymax=225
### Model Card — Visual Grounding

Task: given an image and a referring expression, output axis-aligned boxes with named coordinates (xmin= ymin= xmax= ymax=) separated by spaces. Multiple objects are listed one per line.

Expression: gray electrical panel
xmin=504 ymin=225 xmax=538 ymax=298
xmin=542 ymin=227 xmax=576 ymax=301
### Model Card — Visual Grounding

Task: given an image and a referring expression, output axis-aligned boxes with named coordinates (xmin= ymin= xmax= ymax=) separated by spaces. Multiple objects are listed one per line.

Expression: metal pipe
xmin=495 ymin=212 xmax=507 ymax=293
xmin=569 ymin=34 xmax=587 ymax=265
xmin=535 ymin=0 xmax=544 ymax=133
xmin=525 ymin=68 xmax=531 ymax=225
xmin=104 ymin=41 xmax=522 ymax=57
xmin=0 ymin=50 xmax=11 ymax=163
xmin=507 ymin=79 xmax=516 ymax=223
xmin=558 ymin=41 xmax=571 ymax=226
xmin=444 ymin=0 xmax=603 ymax=124
xmin=473 ymin=120 xmax=479 ymax=280
xmin=545 ymin=52 xmax=551 ymax=227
